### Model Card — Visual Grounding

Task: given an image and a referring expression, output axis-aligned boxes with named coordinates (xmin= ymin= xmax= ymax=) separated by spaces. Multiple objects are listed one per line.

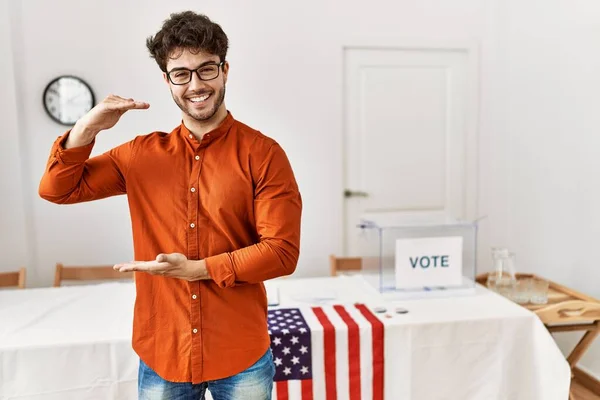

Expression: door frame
xmin=340 ymin=40 xmax=481 ymax=255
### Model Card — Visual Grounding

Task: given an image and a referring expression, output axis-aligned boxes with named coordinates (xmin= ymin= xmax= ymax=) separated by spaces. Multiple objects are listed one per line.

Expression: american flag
xmin=268 ymin=304 xmax=384 ymax=400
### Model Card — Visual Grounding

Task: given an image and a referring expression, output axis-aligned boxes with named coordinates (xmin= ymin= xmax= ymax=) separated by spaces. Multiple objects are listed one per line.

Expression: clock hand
xmin=68 ymin=87 xmax=93 ymax=101
xmin=67 ymin=93 xmax=86 ymax=103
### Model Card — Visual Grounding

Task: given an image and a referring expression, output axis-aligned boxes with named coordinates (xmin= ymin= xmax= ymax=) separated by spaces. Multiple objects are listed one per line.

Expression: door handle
xmin=344 ymin=189 xmax=369 ymax=198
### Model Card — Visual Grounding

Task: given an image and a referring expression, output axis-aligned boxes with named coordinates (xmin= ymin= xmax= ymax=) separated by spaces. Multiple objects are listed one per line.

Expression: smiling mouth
xmin=188 ymin=93 xmax=211 ymax=104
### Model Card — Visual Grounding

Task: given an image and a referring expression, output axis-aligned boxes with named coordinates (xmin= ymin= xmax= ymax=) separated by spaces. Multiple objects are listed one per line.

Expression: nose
xmin=188 ymin=71 xmax=209 ymax=92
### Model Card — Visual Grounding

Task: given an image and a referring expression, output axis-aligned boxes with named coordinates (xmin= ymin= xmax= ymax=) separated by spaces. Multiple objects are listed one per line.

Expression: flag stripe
xmin=355 ymin=303 xmax=385 ymax=400
xmin=270 ymin=305 xmax=383 ymax=400
xmin=344 ymin=304 xmax=374 ymax=400
xmin=321 ymin=306 xmax=349 ymax=400
xmin=276 ymin=381 xmax=289 ymax=400
xmin=300 ymin=307 xmax=325 ymax=399
xmin=334 ymin=305 xmax=362 ymax=400
xmin=288 ymin=380 xmax=301 ymax=400
xmin=311 ymin=307 xmax=337 ymax=400
xmin=301 ymin=379 xmax=314 ymax=400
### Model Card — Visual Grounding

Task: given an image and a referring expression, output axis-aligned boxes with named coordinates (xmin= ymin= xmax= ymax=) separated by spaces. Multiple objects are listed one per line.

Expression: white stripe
xmin=321 ymin=306 xmax=349 ymax=400
xmin=288 ymin=380 xmax=302 ymax=400
xmin=346 ymin=305 xmax=374 ymax=400
xmin=302 ymin=306 xmax=325 ymax=399
xmin=271 ymin=382 xmax=278 ymax=400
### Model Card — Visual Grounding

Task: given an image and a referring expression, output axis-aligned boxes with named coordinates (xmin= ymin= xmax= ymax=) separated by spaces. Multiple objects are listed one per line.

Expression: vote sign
xmin=395 ymin=236 xmax=463 ymax=289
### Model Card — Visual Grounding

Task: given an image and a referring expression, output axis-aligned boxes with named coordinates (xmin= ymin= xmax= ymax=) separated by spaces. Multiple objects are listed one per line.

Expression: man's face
xmin=164 ymin=48 xmax=228 ymax=122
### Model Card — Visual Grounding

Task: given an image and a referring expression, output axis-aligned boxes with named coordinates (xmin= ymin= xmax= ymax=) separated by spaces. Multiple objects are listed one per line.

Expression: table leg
xmin=566 ymin=322 xmax=600 ymax=368
xmin=562 ymin=322 xmax=600 ymax=400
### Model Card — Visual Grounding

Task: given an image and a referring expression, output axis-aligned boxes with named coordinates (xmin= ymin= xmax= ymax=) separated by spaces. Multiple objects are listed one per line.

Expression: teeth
xmin=190 ymin=94 xmax=210 ymax=102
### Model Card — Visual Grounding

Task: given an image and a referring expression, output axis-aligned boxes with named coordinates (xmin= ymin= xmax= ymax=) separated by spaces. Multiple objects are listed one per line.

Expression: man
xmin=39 ymin=11 xmax=302 ymax=400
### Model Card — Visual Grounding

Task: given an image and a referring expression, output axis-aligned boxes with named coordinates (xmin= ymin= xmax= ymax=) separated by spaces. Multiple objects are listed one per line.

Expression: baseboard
xmin=574 ymin=367 xmax=600 ymax=395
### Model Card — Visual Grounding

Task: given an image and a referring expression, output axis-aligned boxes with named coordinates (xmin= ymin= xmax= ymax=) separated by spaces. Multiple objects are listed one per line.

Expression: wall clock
xmin=43 ymin=75 xmax=95 ymax=126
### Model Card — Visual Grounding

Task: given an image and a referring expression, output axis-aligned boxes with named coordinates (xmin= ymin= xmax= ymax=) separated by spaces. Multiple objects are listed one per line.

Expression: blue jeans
xmin=138 ymin=350 xmax=275 ymax=400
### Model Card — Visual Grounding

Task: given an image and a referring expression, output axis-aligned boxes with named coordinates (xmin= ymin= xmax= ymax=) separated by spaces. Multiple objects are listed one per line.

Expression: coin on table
xmin=373 ymin=306 xmax=387 ymax=313
xmin=395 ymin=307 xmax=409 ymax=314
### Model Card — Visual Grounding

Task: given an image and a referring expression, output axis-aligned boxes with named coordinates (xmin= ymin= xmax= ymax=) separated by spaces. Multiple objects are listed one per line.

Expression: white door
xmin=343 ymin=45 xmax=478 ymax=256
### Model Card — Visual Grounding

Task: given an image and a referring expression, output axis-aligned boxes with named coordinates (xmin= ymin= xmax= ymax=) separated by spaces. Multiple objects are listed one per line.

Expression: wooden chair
xmin=54 ymin=263 xmax=133 ymax=287
xmin=329 ymin=255 xmax=362 ymax=276
xmin=0 ymin=267 xmax=26 ymax=289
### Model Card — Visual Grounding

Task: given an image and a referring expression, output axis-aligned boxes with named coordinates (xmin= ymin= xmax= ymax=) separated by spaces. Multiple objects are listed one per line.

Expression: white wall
xmin=499 ymin=0 xmax=600 ymax=379
xmin=7 ymin=0 xmax=497 ymax=285
xmin=4 ymin=0 xmax=600 ymax=378
xmin=0 ymin=0 xmax=29 ymax=274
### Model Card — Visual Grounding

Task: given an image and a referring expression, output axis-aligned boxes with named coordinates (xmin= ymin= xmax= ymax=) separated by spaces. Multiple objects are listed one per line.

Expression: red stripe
xmin=276 ymin=381 xmax=289 ymax=400
xmin=312 ymin=307 xmax=337 ymax=400
xmin=301 ymin=379 xmax=314 ymax=400
xmin=334 ymin=305 xmax=362 ymax=400
xmin=355 ymin=303 xmax=384 ymax=400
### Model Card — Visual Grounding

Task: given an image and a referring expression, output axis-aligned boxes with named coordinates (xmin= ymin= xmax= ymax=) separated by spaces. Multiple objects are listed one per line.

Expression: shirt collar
xmin=180 ymin=111 xmax=235 ymax=146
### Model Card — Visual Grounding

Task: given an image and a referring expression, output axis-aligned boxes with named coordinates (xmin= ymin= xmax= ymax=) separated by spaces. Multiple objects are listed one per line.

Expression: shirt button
xmin=193 ymin=328 xmax=198 ymax=334
xmin=190 ymin=187 xmax=196 ymax=193
xmin=189 ymin=134 xmax=193 ymax=139
xmin=195 ymin=155 xmax=200 ymax=161
xmin=190 ymin=223 xmax=195 ymax=228
xmin=192 ymin=294 xmax=197 ymax=299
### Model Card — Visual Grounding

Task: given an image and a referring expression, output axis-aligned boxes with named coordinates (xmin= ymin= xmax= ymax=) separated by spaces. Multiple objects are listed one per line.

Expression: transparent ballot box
xmin=355 ymin=218 xmax=478 ymax=299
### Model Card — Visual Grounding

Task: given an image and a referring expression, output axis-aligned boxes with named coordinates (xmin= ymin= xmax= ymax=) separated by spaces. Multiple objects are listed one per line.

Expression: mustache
xmin=185 ymin=90 xmax=213 ymax=98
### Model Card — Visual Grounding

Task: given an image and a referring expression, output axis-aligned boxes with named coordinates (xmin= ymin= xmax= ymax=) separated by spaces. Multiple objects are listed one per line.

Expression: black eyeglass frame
xmin=166 ymin=61 xmax=226 ymax=85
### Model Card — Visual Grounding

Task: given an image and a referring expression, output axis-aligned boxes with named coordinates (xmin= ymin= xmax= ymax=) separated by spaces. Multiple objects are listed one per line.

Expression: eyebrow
xmin=168 ymin=61 xmax=220 ymax=72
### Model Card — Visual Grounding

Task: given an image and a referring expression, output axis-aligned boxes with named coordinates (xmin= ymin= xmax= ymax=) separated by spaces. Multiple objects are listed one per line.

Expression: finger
xmin=131 ymin=101 xmax=150 ymax=109
xmin=107 ymin=95 xmax=132 ymax=102
xmin=104 ymin=100 xmax=135 ymax=111
xmin=114 ymin=261 xmax=132 ymax=270
xmin=155 ymin=253 xmax=177 ymax=263
xmin=105 ymin=103 xmax=149 ymax=113
xmin=116 ymin=262 xmax=149 ymax=272
xmin=104 ymin=97 xmax=149 ymax=111
xmin=114 ymin=260 xmax=150 ymax=271
xmin=143 ymin=262 xmax=171 ymax=272
xmin=117 ymin=264 xmax=139 ymax=272
xmin=118 ymin=261 xmax=170 ymax=272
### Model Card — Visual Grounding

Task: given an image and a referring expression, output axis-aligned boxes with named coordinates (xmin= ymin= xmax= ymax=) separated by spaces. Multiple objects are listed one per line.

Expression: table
xmin=0 ymin=276 xmax=570 ymax=399
xmin=476 ymin=273 xmax=600 ymax=400
xmin=0 ymin=282 xmax=137 ymax=399
xmin=271 ymin=276 xmax=571 ymax=399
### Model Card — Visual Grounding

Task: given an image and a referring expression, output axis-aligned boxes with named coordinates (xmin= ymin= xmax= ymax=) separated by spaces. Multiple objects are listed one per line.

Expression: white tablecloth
xmin=0 ymin=283 xmax=137 ymax=400
xmin=0 ymin=276 xmax=570 ymax=399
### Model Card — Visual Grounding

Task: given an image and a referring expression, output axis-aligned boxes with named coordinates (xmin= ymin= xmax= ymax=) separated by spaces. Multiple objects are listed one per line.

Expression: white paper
xmin=264 ymin=281 xmax=280 ymax=306
xmin=395 ymin=236 xmax=463 ymax=289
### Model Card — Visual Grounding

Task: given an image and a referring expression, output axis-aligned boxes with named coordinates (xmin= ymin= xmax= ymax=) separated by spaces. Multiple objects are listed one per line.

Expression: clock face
xmin=43 ymin=76 xmax=95 ymax=126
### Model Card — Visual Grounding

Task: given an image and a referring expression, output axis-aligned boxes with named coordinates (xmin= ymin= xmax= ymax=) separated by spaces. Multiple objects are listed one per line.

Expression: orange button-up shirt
xmin=39 ymin=112 xmax=302 ymax=383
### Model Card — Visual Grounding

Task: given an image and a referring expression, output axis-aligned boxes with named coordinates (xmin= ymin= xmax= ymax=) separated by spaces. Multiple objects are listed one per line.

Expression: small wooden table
xmin=477 ymin=273 xmax=600 ymax=400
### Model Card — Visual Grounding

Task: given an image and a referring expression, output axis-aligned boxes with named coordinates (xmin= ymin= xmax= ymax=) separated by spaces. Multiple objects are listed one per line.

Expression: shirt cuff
xmin=52 ymin=131 xmax=95 ymax=164
xmin=205 ymin=253 xmax=236 ymax=288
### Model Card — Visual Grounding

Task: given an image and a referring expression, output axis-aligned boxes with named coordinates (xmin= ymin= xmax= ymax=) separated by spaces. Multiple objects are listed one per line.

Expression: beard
xmin=172 ymin=84 xmax=226 ymax=122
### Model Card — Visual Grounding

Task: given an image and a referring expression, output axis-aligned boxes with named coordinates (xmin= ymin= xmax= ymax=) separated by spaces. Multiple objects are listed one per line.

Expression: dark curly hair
xmin=146 ymin=11 xmax=229 ymax=72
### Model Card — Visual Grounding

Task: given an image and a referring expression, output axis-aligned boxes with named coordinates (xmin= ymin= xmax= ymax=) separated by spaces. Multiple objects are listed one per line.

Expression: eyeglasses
xmin=166 ymin=61 xmax=225 ymax=85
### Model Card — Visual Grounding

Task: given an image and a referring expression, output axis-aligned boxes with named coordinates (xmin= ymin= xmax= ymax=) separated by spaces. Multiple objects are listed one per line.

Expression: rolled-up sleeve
xmin=39 ymin=132 xmax=135 ymax=204
xmin=205 ymin=143 xmax=302 ymax=288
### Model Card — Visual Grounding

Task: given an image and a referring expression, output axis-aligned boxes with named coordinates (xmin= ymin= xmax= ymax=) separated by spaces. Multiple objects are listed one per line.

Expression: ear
xmin=163 ymin=72 xmax=170 ymax=84
xmin=222 ymin=61 xmax=229 ymax=84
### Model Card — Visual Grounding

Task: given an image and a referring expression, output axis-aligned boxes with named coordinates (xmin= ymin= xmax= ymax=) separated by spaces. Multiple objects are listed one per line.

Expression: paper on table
xmin=265 ymin=282 xmax=279 ymax=306
xmin=288 ymin=287 xmax=337 ymax=304
xmin=265 ymin=279 xmax=338 ymax=305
